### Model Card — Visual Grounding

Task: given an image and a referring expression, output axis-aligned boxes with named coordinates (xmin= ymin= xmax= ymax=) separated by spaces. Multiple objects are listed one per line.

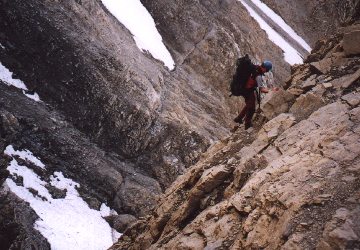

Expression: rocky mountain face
xmin=0 ymin=0 xmax=293 ymax=248
xmin=112 ymin=24 xmax=360 ymax=249
xmin=262 ymin=0 xmax=360 ymax=46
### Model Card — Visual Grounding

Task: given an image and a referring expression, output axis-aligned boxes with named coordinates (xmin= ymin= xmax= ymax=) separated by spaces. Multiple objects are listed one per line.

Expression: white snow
xmin=101 ymin=0 xmax=175 ymax=70
xmin=0 ymin=62 xmax=41 ymax=101
xmin=0 ymin=43 xmax=5 ymax=49
xmin=5 ymin=145 xmax=121 ymax=250
xmin=240 ymin=0 xmax=303 ymax=65
xmin=24 ymin=92 xmax=41 ymax=102
xmin=250 ymin=0 xmax=311 ymax=52
xmin=0 ymin=63 xmax=28 ymax=90
xmin=5 ymin=145 xmax=46 ymax=169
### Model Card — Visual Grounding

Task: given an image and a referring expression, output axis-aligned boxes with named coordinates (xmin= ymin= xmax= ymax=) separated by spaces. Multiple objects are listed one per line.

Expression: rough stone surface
xmin=261 ymin=89 xmax=295 ymax=120
xmin=106 ymin=214 xmax=137 ymax=233
xmin=0 ymin=188 xmax=51 ymax=249
xmin=343 ymin=30 xmax=360 ymax=56
xmin=290 ymin=92 xmax=326 ymax=121
xmin=342 ymin=92 xmax=360 ymax=107
xmin=111 ymin=28 xmax=360 ymax=250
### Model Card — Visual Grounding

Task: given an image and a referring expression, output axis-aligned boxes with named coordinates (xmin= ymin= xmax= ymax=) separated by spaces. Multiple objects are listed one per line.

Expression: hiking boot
xmin=245 ymin=122 xmax=252 ymax=130
xmin=233 ymin=116 xmax=243 ymax=124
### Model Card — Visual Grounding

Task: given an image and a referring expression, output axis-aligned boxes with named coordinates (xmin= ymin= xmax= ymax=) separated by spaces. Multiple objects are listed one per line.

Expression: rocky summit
xmin=0 ymin=0 xmax=359 ymax=249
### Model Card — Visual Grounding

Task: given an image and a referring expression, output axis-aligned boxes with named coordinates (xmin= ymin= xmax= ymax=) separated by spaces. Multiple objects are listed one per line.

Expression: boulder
xmin=342 ymin=92 xmax=360 ymax=107
xmin=329 ymin=68 xmax=360 ymax=89
xmin=112 ymin=214 xmax=137 ymax=233
xmin=300 ymin=74 xmax=317 ymax=91
xmin=261 ymin=89 xmax=295 ymax=120
xmin=290 ymin=92 xmax=326 ymax=121
xmin=310 ymin=58 xmax=333 ymax=74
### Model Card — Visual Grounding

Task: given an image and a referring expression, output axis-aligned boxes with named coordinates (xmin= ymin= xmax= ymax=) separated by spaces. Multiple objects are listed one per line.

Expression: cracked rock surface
xmin=112 ymin=25 xmax=360 ymax=250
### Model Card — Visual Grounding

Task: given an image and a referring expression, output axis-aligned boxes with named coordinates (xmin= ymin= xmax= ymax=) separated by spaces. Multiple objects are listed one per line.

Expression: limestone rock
xmin=300 ymin=74 xmax=317 ymax=91
xmin=330 ymin=68 xmax=360 ymax=89
xmin=343 ymin=30 xmax=360 ymax=56
xmin=112 ymin=27 xmax=360 ymax=250
xmin=318 ymin=206 xmax=360 ymax=249
xmin=261 ymin=89 xmax=295 ymax=120
xmin=310 ymin=58 xmax=334 ymax=74
xmin=289 ymin=92 xmax=326 ymax=121
xmin=342 ymin=92 xmax=360 ymax=107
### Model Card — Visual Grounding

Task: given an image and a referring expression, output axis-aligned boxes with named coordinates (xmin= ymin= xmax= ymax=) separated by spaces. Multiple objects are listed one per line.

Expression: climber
xmin=233 ymin=60 xmax=272 ymax=129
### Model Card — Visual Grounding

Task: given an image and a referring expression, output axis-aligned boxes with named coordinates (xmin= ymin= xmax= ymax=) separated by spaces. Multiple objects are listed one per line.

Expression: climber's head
xmin=261 ymin=61 xmax=273 ymax=72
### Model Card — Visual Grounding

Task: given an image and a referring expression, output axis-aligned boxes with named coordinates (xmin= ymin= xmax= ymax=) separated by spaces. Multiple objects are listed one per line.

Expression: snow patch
xmin=24 ymin=92 xmax=41 ymax=102
xmin=0 ymin=62 xmax=41 ymax=101
xmin=5 ymin=146 xmax=121 ymax=250
xmin=0 ymin=63 xmax=28 ymax=90
xmin=250 ymin=0 xmax=311 ymax=52
xmin=5 ymin=145 xmax=46 ymax=169
xmin=101 ymin=0 xmax=175 ymax=70
xmin=240 ymin=0 xmax=303 ymax=65
xmin=0 ymin=43 xmax=5 ymax=49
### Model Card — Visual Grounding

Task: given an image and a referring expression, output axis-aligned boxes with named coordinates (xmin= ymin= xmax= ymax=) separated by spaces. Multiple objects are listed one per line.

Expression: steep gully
xmin=0 ymin=0 xmax=358 ymax=249
xmin=0 ymin=0 xmax=293 ymax=248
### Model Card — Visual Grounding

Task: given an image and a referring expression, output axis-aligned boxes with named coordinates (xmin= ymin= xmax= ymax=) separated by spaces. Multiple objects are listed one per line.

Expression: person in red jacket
xmin=234 ymin=61 xmax=273 ymax=129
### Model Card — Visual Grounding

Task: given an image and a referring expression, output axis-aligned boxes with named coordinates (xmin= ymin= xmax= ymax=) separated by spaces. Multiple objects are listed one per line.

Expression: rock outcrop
xmin=262 ymin=0 xmax=360 ymax=46
xmin=112 ymin=24 xmax=360 ymax=250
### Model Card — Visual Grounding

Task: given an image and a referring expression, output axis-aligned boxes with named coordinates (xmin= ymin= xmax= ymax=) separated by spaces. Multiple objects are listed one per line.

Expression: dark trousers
xmin=238 ymin=90 xmax=256 ymax=125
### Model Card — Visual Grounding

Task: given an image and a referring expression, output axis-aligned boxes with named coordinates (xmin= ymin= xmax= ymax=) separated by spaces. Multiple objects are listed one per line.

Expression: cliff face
xmin=261 ymin=0 xmax=360 ymax=46
xmin=0 ymin=0 xmax=293 ymax=248
xmin=112 ymin=25 xmax=360 ymax=249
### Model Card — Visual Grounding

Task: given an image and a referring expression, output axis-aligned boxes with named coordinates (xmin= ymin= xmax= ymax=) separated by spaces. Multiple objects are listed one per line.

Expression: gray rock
xmin=290 ymin=92 xmax=326 ymax=121
xmin=343 ymin=30 xmax=360 ymax=56
xmin=342 ymin=92 xmax=360 ymax=107
xmin=0 ymin=188 xmax=51 ymax=249
xmin=113 ymin=214 xmax=137 ymax=232
xmin=261 ymin=89 xmax=295 ymax=120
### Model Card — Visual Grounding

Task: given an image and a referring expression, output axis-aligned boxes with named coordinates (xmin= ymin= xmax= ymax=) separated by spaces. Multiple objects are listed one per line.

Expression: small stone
xmin=323 ymin=82 xmax=333 ymax=88
xmin=244 ymin=206 xmax=252 ymax=213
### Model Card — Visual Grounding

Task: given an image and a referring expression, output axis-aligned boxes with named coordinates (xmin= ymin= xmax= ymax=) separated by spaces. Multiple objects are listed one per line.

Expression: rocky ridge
xmin=112 ymin=24 xmax=360 ymax=250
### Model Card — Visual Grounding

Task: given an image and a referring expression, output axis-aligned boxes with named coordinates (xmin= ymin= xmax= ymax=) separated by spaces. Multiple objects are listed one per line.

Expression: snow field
xmin=240 ymin=0 xmax=304 ymax=65
xmin=250 ymin=0 xmax=311 ymax=52
xmin=4 ymin=145 xmax=121 ymax=250
xmin=101 ymin=0 xmax=175 ymax=70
